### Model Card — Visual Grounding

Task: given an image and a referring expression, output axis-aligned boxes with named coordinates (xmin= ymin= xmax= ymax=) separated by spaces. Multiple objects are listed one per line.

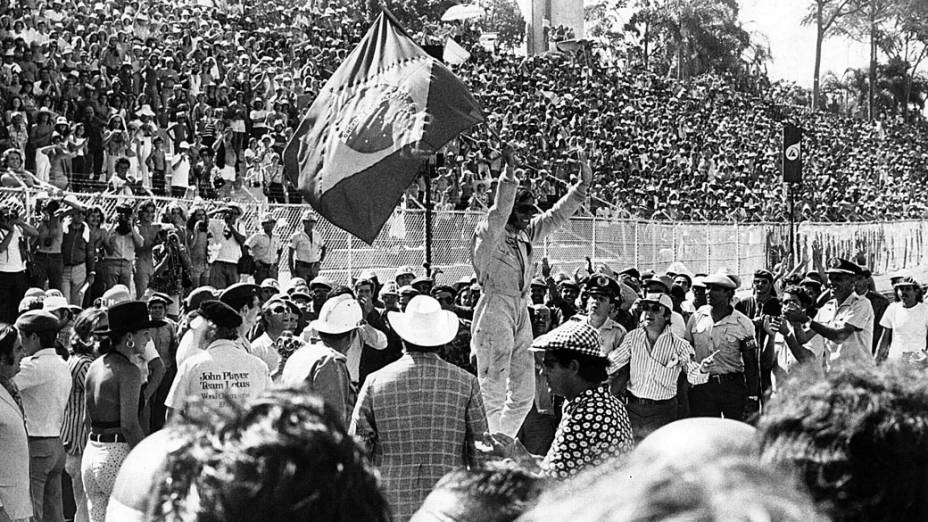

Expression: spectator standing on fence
xmin=289 ymin=210 xmax=325 ymax=282
xmin=101 ymin=203 xmax=143 ymax=296
xmin=246 ymin=212 xmax=281 ymax=283
xmin=470 ymin=146 xmax=591 ymax=438
xmin=206 ymin=203 xmax=245 ymax=290
xmin=0 ymin=198 xmax=37 ymax=323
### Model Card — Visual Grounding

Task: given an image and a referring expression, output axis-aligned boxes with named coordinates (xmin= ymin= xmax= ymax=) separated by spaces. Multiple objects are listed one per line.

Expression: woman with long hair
xmin=61 ymin=308 xmax=106 ymax=522
xmin=28 ymin=107 xmax=53 ymax=179
xmin=81 ymin=301 xmax=164 ymax=522
xmin=185 ymin=206 xmax=209 ymax=287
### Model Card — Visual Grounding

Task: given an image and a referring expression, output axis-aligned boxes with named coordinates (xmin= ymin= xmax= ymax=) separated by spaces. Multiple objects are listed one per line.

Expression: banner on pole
xmin=782 ymin=122 xmax=802 ymax=183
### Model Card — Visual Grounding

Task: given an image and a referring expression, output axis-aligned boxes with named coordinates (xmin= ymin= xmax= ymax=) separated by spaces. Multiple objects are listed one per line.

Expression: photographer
xmin=206 ymin=203 xmax=246 ymax=290
xmin=765 ymin=286 xmax=824 ymax=394
xmin=0 ymin=198 xmax=38 ymax=322
xmin=32 ymin=195 xmax=86 ymax=291
xmin=101 ymin=202 xmax=144 ymax=295
xmin=150 ymin=227 xmax=192 ymax=315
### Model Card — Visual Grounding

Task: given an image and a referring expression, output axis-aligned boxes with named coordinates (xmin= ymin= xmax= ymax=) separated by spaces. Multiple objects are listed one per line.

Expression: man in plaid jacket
xmin=350 ymin=296 xmax=487 ymax=522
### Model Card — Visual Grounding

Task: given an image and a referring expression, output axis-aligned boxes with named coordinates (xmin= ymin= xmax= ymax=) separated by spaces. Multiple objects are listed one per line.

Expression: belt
xmin=707 ymin=372 xmax=745 ymax=384
xmin=27 ymin=435 xmax=60 ymax=440
xmin=34 ymin=251 xmax=62 ymax=256
xmin=627 ymin=393 xmax=675 ymax=406
xmin=295 ymin=260 xmax=318 ymax=266
xmin=64 ymin=261 xmax=86 ymax=267
xmin=89 ymin=432 xmax=126 ymax=443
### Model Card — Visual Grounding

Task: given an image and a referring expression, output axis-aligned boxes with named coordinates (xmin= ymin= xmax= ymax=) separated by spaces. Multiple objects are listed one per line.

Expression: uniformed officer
xmin=571 ymin=274 xmax=628 ymax=372
xmin=684 ymin=272 xmax=758 ymax=421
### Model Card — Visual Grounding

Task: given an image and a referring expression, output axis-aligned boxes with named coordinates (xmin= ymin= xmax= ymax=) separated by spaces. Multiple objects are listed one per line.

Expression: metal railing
xmin=4 ymin=188 xmax=925 ymax=291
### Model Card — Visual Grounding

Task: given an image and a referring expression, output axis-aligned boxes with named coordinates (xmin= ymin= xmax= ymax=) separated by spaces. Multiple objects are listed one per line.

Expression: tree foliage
xmin=620 ymin=0 xmax=765 ymax=83
xmin=801 ymin=0 xmax=863 ymax=110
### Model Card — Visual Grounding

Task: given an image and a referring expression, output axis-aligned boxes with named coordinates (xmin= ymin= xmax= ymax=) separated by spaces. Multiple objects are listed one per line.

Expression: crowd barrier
xmin=4 ymin=189 xmax=926 ymax=292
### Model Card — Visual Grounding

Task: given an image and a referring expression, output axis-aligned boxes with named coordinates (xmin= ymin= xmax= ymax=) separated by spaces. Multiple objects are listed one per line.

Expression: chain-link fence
xmin=3 ymin=188 xmax=926 ymax=291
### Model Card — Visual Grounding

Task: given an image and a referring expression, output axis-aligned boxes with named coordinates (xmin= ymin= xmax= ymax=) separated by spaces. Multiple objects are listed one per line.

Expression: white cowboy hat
xmin=310 ymin=294 xmax=361 ymax=335
xmin=387 ymin=295 xmax=458 ymax=347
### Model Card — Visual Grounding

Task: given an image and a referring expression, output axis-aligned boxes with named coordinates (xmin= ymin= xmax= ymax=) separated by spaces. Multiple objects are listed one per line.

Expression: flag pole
xmin=424 ymin=157 xmax=433 ymax=277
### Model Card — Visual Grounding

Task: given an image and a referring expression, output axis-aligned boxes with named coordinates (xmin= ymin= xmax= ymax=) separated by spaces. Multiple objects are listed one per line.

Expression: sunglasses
xmin=268 ymin=305 xmax=289 ymax=314
xmin=435 ymin=295 xmax=454 ymax=305
xmin=541 ymin=356 xmax=558 ymax=368
xmin=639 ymin=303 xmax=665 ymax=313
xmin=515 ymin=205 xmax=538 ymax=215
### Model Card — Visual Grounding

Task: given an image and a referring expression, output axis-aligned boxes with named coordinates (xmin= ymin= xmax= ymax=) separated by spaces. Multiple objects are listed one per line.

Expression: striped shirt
xmin=61 ymin=353 xmax=93 ymax=455
xmin=611 ymin=326 xmax=698 ymax=400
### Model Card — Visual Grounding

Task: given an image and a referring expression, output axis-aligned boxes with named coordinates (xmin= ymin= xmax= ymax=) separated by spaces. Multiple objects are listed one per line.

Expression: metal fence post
xmin=706 ymin=226 xmax=712 ymax=274
xmin=347 ymin=233 xmax=354 ymax=282
xmin=591 ymin=216 xmax=597 ymax=262
xmin=735 ymin=221 xmax=741 ymax=277
xmin=633 ymin=220 xmax=639 ymax=268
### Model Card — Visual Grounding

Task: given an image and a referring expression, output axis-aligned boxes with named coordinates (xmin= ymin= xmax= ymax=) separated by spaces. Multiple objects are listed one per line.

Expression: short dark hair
xmin=153 ymin=388 xmax=390 ymax=522
xmin=758 ymin=363 xmax=928 ymax=521
xmin=782 ymin=285 xmax=813 ymax=307
xmin=326 ymin=286 xmax=354 ymax=300
xmin=549 ymin=350 xmax=608 ymax=383
xmin=414 ymin=463 xmax=545 ymax=522
xmin=33 ymin=328 xmax=58 ymax=349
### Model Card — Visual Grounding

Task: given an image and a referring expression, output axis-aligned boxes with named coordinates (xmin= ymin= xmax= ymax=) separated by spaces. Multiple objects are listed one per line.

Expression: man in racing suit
xmin=471 ymin=146 xmax=592 ymax=437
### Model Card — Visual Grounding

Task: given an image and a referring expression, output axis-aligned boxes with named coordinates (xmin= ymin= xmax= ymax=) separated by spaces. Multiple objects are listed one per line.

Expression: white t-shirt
xmin=0 ymin=226 xmax=25 ymax=272
xmin=879 ymin=301 xmax=928 ymax=360
xmin=207 ymin=218 xmax=243 ymax=263
xmin=171 ymin=156 xmax=190 ymax=187
xmin=165 ymin=339 xmax=270 ymax=413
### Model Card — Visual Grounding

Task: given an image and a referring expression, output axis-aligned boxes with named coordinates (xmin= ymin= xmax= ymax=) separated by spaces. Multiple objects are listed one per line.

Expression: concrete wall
xmin=526 ymin=0 xmax=584 ymax=55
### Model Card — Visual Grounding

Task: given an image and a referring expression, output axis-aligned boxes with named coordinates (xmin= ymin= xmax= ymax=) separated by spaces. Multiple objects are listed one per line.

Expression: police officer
xmin=571 ymin=275 xmax=627 ymax=369
xmin=684 ymin=272 xmax=758 ymax=421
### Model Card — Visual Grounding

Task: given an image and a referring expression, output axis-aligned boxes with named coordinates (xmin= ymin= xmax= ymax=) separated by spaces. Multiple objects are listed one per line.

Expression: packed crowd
xmin=1 ymin=0 xmax=927 ymax=222
xmin=3 ymin=0 xmax=928 ymax=520
xmin=1 ymin=226 xmax=926 ymax=522
xmin=2 ymin=145 xmax=928 ymax=522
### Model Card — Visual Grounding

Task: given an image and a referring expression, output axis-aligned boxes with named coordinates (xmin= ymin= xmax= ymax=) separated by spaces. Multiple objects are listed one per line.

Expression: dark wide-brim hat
xmin=95 ymin=301 xmax=166 ymax=335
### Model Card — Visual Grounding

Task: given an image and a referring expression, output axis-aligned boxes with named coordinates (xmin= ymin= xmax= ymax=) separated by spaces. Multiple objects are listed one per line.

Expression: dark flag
xmin=283 ymin=11 xmax=485 ymax=244
xmin=782 ymin=122 xmax=802 ymax=183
